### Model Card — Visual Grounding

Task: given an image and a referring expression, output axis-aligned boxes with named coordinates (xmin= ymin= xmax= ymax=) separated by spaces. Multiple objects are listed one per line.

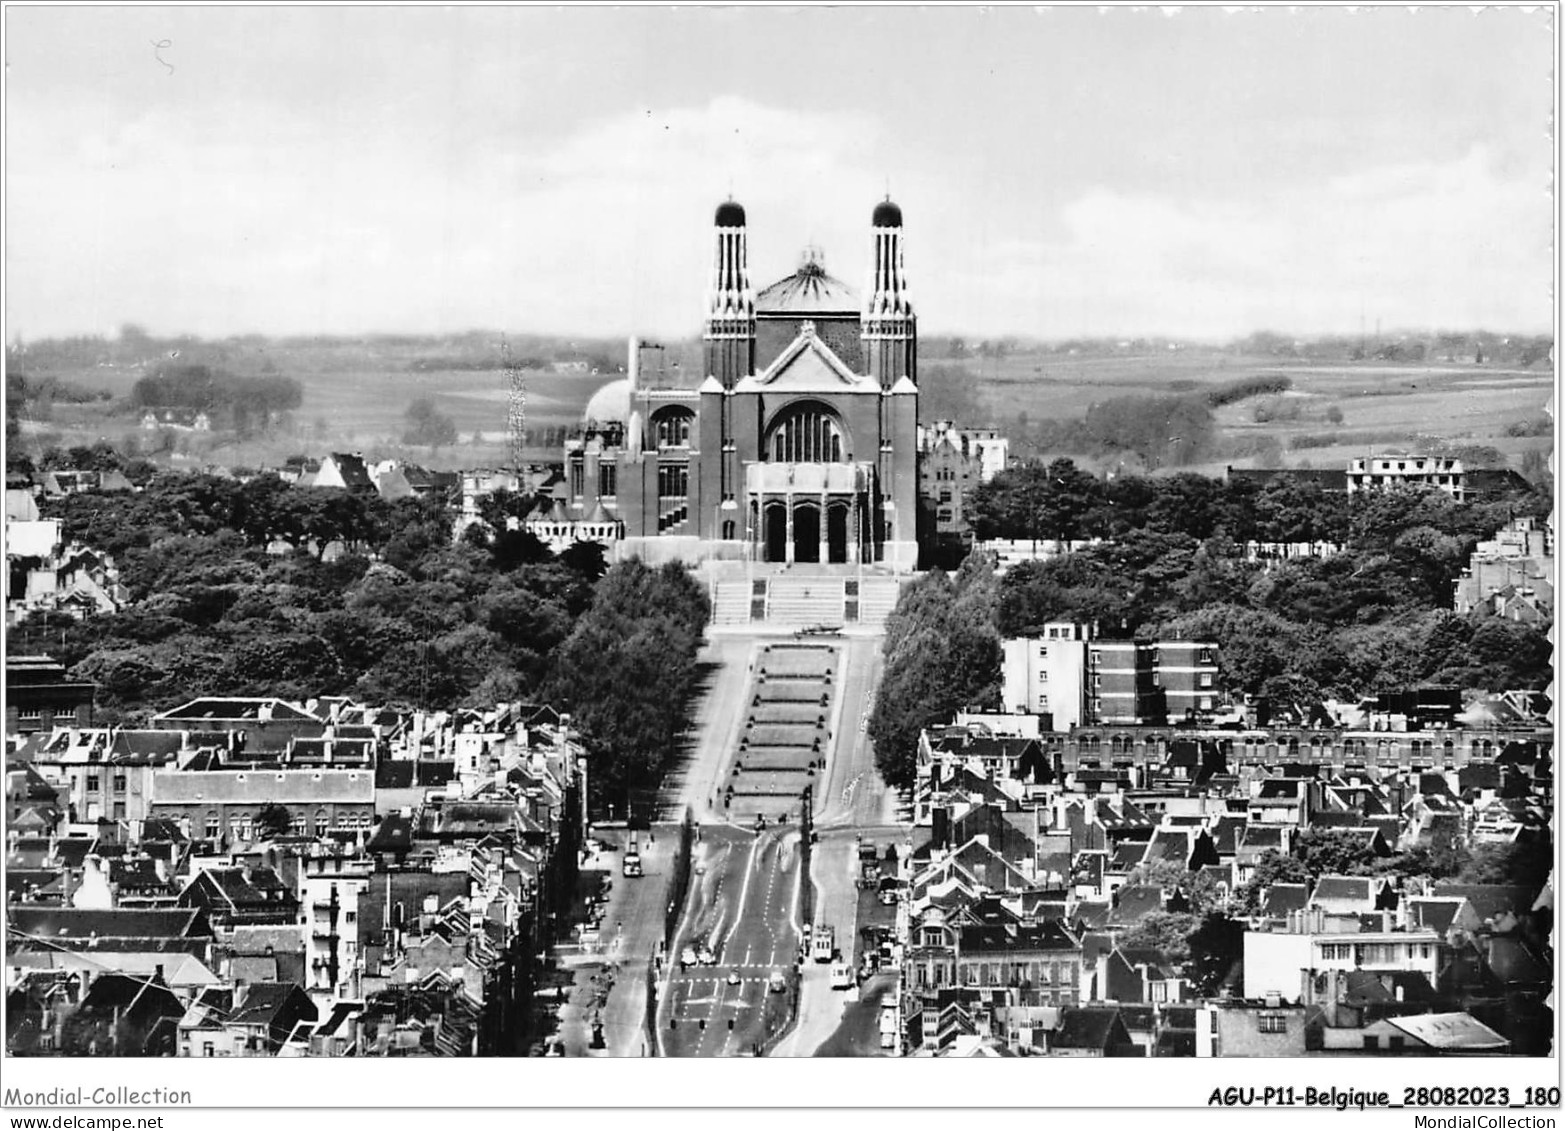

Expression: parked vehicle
xmin=811 ymin=924 xmax=835 ymax=963
xmin=830 ymin=958 xmax=854 ymax=990
xmin=768 ymin=970 xmax=787 ymax=994
xmin=622 ymin=839 xmax=643 ymax=877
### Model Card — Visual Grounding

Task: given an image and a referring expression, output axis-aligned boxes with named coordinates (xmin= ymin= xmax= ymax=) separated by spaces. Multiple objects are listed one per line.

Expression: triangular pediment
xmin=738 ymin=322 xmax=872 ymax=393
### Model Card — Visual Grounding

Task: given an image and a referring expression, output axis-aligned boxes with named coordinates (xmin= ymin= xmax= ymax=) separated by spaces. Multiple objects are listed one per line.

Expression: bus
xmin=830 ymin=958 xmax=854 ymax=990
xmin=811 ymin=924 xmax=835 ymax=963
xmin=622 ymin=839 xmax=643 ymax=877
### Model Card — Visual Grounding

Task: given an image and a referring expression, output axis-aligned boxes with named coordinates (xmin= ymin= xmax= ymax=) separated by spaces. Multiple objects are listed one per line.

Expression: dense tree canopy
xmin=971 ymin=460 xmax=1551 ymax=703
xmin=869 ymin=554 xmax=1003 ymax=788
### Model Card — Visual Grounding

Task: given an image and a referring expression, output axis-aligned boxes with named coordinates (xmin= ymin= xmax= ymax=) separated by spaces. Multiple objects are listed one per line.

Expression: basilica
xmin=564 ymin=198 xmax=921 ymax=569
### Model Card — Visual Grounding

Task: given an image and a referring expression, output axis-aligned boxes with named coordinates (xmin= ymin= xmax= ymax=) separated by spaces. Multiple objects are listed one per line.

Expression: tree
xmin=403 ymin=397 xmax=458 ymax=448
xmin=1187 ymin=913 xmax=1246 ymax=996
xmin=1118 ymin=911 xmax=1197 ymax=964
xmin=1459 ymin=837 xmax=1553 ymax=890
xmin=254 ymin=803 xmax=293 ymax=840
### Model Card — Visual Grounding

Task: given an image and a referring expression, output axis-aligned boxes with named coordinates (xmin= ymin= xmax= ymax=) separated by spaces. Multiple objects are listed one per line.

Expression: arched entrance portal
xmin=792 ymin=504 xmax=821 ymax=564
xmin=764 ymin=503 xmax=787 ymax=563
xmin=827 ymin=504 xmax=850 ymax=564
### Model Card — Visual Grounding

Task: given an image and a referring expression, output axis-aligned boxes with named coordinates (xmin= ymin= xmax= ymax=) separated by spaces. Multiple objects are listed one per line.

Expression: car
xmin=680 ymin=946 xmax=697 ymax=968
xmin=726 ymin=968 xmax=741 ymax=987
xmin=768 ymin=970 xmax=787 ymax=994
xmin=698 ymin=945 xmax=717 ymax=966
xmin=694 ymin=860 xmax=707 ymax=876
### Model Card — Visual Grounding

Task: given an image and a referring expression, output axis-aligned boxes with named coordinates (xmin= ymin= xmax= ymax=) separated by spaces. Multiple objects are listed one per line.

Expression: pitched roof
xmin=1111 ymin=886 xmax=1164 ymax=924
xmin=1431 ymin=884 xmax=1539 ymax=925
xmin=1385 ymin=1012 xmax=1509 ymax=1051
xmin=150 ymin=769 xmax=374 ymax=804
xmin=8 ymin=907 xmax=210 ymax=942
xmin=155 ymin=698 xmax=319 ymax=723
xmin=1310 ymin=874 xmax=1376 ymax=907
xmin=1260 ymin=883 xmax=1310 ymax=917
xmin=1052 ymin=1007 xmax=1127 ymax=1050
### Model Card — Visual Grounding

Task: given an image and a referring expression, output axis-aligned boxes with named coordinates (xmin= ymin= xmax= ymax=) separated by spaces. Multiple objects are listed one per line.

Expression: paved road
xmin=657 ymin=826 xmax=803 ymax=1056
xmin=588 ymin=623 xmax=908 ymax=1057
xmin=667 ymin=635 xmax=761 ymax=823
xmin=555 ymin=830 xmax=674 ymax=1056
xmin=774 ymin=635 xmax=903 ymax=1056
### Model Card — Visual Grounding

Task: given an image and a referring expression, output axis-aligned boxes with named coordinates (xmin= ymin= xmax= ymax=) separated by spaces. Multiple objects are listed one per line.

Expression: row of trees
xmin=130 ymin=363 xmax=303 ymax=438
xmin=21 ymin=461 xmax=710 ymax=812
xmin=969 ymin=458 xmax=1545 ymax=546
xmin=867 ymin=556 xmax=1003 ymax=789
xmin=544 ymin=561 xmax=710 ymax=809
xmin=966 ymin=460 xmax=1551 ymax=708
xmin=871 ymin=462 xmax=1550 ymax=787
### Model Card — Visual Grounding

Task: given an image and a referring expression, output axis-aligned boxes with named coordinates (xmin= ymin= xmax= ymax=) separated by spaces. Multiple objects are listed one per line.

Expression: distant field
xmin=15 ymin=341 xmax=1552 ymax=476
xmin=949 ymin=349 xmax=1552 ymax=475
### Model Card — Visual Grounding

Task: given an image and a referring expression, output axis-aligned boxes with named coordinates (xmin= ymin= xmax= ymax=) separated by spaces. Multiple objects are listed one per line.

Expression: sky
xmin=4 ymin=6 xmax=1555 ymax=342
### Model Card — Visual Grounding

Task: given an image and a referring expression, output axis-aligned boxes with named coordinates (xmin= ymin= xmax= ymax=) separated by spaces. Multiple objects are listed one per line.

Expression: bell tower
xmin=703 ymin=199 xmax=755 ymax=388
xmin=861 ymin=198 xmax=916 ymax=389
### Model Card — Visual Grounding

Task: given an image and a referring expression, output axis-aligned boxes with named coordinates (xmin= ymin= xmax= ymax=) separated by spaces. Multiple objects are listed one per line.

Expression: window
xmin=86 ymin=774 xmax=101 ymax=792
xmin=112 ymin=773 xmax=127 ymax=792
xmin=654 ymin=411 xmax=692 ymax=449
xmin=1038 ymin=670 xmax=1049 ymax=682
xmin=722 ymin=520 xmax=736 ymax=540
xmin=1037 ymin=645 xmax=1049 ymax=659
xmin=1090 ymin=651 xmax=1102 ymax=664
xmin=769 ymin=405 xmax=845 ymax=463
xmin=1258 ymin=1013 xmax=1288 ymax=1034
xmin=17 ymin=707 xmax=43 ymax=720
xmin=1037 ymin=694 xmax=1049 ymax=709
xmin=1389 ymin=1036 xmax=1406 ymax=1051
xmin=205 ymin=817 xmax=221 ymax=840
xmin=569 ymin=460 xmax=584 ymax=499
xmin=598 ymin=463 xmax=617 ymax=498
xmin=938 ymin=488 xmax=952 ymax=504
xmin=1199 ymin=673 xmax=1213 ymax=688
xmin=1363 ymin=1035 xmax=1380 ymax=1050
xmin=657 ymin=464 xmax=689 ymax=499
xmin=203 ymin=1042 xmax=215 ymax=1058
xmin=936 ymin=509 xmax=952 ymax=523
xmin=315 ymin=811 xmax=330 ymax=836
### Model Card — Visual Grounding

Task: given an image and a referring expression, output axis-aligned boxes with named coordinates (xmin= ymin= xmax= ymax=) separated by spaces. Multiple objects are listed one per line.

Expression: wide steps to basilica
xmin=763 ymin=576 xmax=847 ymax=625
xmin=711 ymin=579 xmax=752 ymax=626
xmin=856 ymin=578 xmax=902 ymax=627
xmin=706 ymin=572 xmax=909 ymax=628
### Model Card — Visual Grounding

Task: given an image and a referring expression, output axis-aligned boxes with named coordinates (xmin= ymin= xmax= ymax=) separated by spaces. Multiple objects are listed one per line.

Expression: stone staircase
xmin=705 ymin=570 xmax=912 ymax=628
xmin=765 ymin=576 xmax=847 ymax=625
xmin=711 ymin=579 xmax=752 ymax=626
xmin=857 ymin=578 xmax=902 ymax=627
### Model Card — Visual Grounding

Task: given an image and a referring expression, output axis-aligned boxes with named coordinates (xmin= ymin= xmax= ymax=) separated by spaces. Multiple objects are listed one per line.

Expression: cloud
xmin=6 ymin=95 xmax=895 ymax=340
xmin=926 ymin=145 xmax=1550 ymax=339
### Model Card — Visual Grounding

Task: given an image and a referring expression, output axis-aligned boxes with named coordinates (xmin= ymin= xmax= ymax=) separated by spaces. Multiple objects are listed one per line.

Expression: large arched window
xmin=652 ymin=407 xmax=694 ymax=450
xmin=768 ymin=402 xmax=846 ymax=463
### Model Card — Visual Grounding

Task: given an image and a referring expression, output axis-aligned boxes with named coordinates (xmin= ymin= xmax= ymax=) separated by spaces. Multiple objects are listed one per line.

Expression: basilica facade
xmin=564 ymin=198 xmax=921 ymax=569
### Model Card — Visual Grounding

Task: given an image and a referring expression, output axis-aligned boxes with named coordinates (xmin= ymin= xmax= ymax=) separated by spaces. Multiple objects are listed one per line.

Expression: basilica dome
xmin=582 ymin=378 xmax=631 ymax=424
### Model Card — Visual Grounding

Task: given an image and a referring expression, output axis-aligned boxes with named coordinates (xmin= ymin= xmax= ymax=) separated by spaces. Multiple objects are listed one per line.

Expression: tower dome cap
xmin=872 ymin=199 xmax=903 ymax=227
xmin=715 ymin=200 xmax=747 ymax=226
